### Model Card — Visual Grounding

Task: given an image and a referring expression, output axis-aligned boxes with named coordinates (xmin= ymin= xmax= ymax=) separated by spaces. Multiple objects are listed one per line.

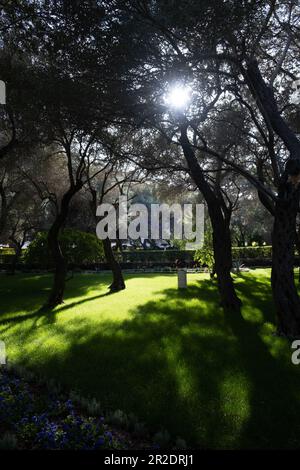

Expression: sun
xmin=165 ymin=84 xmax=191 ymax=110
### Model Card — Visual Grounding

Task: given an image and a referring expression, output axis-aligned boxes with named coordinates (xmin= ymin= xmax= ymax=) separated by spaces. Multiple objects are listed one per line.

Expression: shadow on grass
xmin=0 ymin=273 xmax=118 ymax=334
xmin=0 ymin=272 xmax=176 ymax=317
xmin=1 ymin=273 xmax=300 ymax=448
xmin=0 ymin=273 xmax=113 ymax=317
xmin=234 ymin=270 xmax=276 ymax=323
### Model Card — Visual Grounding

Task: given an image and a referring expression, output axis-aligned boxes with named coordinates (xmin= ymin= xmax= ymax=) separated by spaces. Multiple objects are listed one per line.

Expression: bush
xmin=231 ymin=246 xmax=272 ymax=259
xmin=24 ymin=229 xmax=104 ymax=268
xmin=194 ymin=244 xmax=273 ymax=270
xmin=0 ymin=253 xmax=16 ymax=265
xmin=121 ymin=249 xmax=196 ymax=266
xmin=0 ymin=247 xmax=19 ymax=265
xmin=194 ymin=228 xmax=214 ymax=275
xmin=0 ymin=243 xmax=274 ymax=270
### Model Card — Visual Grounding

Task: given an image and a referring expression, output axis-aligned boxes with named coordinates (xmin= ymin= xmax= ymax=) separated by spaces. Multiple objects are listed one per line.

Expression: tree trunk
xmin=45 ymin=222 xmax=67 ymax=309
xmin=294 ymin=228 xmax=300 ymax=284
xmin=0 ymin=182 xmax=8 ymax=241
xmin=210 ymin=205 xmax=241 ymax=311
xmin=44 ymin=184 xmax=81 ymax=309
xmin=180 ymin=125 xmax=241 ymax=312
xmin=245 ymin=59 xmax=300 ymax=335
xmin=103 ymin=237 xmax=125 ymax=291
xmin=7 ymin=244 xmax=21 ymax=275
xmin=271 ymin=195 xmax=300 ymax=337
xmin=210 ymin=264 xmax=216 ymax=279
xmin=295 ymin=222 xmax=300 ymax=282
xmin=89 ymin=186 xmax=126 ymax=292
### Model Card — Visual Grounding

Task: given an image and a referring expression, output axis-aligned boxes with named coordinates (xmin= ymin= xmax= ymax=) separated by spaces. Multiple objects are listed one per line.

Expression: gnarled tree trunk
xmin=180 ymin=125 xmax=241 ymax=312
xmin=271 ymin=195 xmax=300 ymax=336
xmin=0 ymin=182 xmax=8 ymax=240
xmin=44 ymin=184 xmax=81 ymax=309
xmin=246 ymin=59 xmax=300 ymax=335
xmin=46 ymin=220 xmax=67 ymax=308
xmin=103 ymin=237 xmax=125 ymax=291
xmin=213 ymin=211 xmax=240 ymax=311
xmin=89 ymin=185 xmax=125 ymax=292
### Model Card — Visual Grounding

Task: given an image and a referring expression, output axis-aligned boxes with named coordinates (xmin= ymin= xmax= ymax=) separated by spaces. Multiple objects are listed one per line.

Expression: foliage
xmin=121 ymin=249 xmax=195 ymax=266
xmin=0 ymin=254 xmax=17 ymax=264
xmin=153 ymin=430 xmax=171 ymax=447
xmin=0 ymin=245 xmax=274 ymax=268
xmin=24 ymin=229 xmax=104 ymax=267
xmin=0 ymin=248 xmax=14 ymax=254
xmin=232 ymin=246 xmax=272 ymax=259
xmin=172 ymin=239 xmax=187 ymax=250
xmin=194 ymin=227 xmax=215 ymax=274
xmin=0 ymin=368 xmax=122 ymax=450
xmin=194 ymin=244 xmax=273 ymax=271
xmin=230 ymin=188 xmax=273 ymax=247
xmin=0 ymin=432 xmax=18 ymax=450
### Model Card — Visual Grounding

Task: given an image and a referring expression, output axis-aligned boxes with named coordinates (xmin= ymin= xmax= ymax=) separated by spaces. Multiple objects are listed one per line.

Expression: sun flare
xmin=165 ymin=85 xmax=191 ymax=110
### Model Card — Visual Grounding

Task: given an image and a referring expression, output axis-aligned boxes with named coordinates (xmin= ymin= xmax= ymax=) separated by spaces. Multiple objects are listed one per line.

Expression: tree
xmin=5 ymin=186 xmax=43 ymax=275
xmin=86 ymin=158 xmax=128 ymax=293
xmin=231 ymin=184 xmax=273 ymax=247
xmin=106 ymin=95 xmax=243 ymax=310
xmin=120 ymin=0 xmax=300 ymax=335
xmin=0 ymin=1 xmax=132 ymax=308
xmin=179 ymin=123 xmax=241 ymax=310
xmin=0 ymin=152 xmax=45 ymax=274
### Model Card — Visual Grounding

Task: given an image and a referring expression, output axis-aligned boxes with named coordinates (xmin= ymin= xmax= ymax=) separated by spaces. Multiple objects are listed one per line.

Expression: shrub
xmin=194 ymin=228 xmax=215 ymax=275
xmin=24 ymin=229 xmax=104 ymax=268
xmin=121 ymin=250 xmax=195 ymax=265
xmin=231 ymin=245 xmax=272 ymax=259
xmin=194 ymin=244 xmax=273 ymax=270
xmin=0 ymin=253 xmax=16 ymax=265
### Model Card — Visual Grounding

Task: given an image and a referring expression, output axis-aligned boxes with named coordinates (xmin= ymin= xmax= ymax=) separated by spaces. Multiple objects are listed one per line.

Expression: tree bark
xmin=271 ymin=195 xmax=300 ymax=336
xmin=89 ymin=186 xmax=126 ymax=292
xmin=295 ymin=229 xmax=300 ymax=283
xmin=245 ymin=59 xmax=300 ymax=336
xmin=45 ymin=220 xmax=67 ymax=309
xmin=44 ymin=184 xmax=82 ymax=309
xmin=210 ymin=204 xmax=241 ymax=311
xmin=0 ymin=182 xmax=8 ymax=241
xmin=103 ymin=237 xmax=125 ymax=291
xmin=245 ymin=59 xmax=300 ymax=159
xmin=180 ymin=125 xmax=241 ymax=312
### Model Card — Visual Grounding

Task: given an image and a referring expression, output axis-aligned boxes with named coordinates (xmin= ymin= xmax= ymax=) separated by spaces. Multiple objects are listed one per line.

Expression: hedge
xmin=231 ymin=246 xmax=272 ymax=259
xmin=121 ymin=247 xmax=274 ymax=264
xmin=120 ymin=249 xmax=195 ymax=265
xmin=0 ymin=245 xmax=281 ymax=269
xmin=0 ymin=254 xmax=16 ymax=264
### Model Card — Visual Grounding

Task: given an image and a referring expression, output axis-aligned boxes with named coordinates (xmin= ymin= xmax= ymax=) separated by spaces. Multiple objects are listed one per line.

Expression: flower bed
xmin=0 ymin=366 xmax=156 ymax=450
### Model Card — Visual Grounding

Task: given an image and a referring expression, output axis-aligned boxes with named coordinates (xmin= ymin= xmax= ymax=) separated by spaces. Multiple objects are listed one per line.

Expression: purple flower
xmin=95 ymin=437 xmax=105 ymax=448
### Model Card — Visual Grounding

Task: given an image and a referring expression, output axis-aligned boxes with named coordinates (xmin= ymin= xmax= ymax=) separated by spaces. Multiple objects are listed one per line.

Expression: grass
xmin=0 ymin=269 xmax=300 ymax=448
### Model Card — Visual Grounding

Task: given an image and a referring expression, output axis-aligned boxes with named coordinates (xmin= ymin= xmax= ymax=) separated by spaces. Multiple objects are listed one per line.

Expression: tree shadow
xmin=229 ymin=271 xmax=300 ymax=448
xmin=0 ymin=273 xmax=113 ymax=317
xmin=15 ymin=284 xmax=232 ymax=447
xmin=234 ymin=270 xmax=276 ymax=323
xmin=1 ymin=272 xmax=300 ymax=448
xmin=0 ymin=272 xmax=175 ymax=317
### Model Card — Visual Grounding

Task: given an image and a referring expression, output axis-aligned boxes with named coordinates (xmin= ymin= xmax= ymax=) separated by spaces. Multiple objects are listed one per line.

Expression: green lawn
xmin=0 ymin=269 xmax=300 ymax=448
